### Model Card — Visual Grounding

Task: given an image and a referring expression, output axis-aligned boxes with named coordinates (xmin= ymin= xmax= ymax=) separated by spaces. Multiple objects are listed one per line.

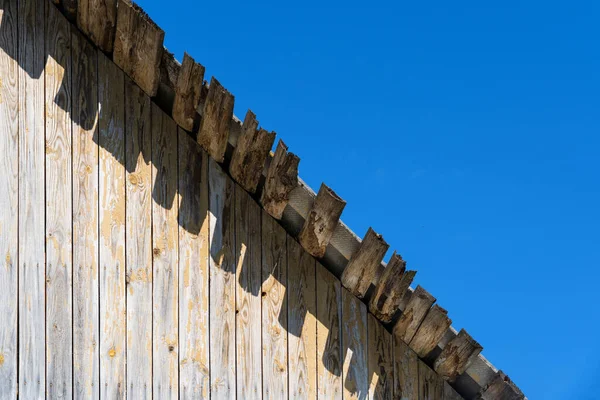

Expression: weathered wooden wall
xmin=0 ymin=1 xmax=465 ymax=399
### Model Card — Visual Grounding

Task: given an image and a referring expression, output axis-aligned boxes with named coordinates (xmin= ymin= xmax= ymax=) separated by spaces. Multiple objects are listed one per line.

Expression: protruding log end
xmin=172 ymin=53 xmax=205 ymax=132
xmin=478 ymin=371 xmax=525 ymax=400
xmin=409 ymin=304 xmax=452 ymax=358
xmin=261 ymin=140 xmax=300 ymax=220
xmin=434 ymin=329 xmax=483 ymax=382
xmin=197 ymin=77 xmax=235 ymax=163
xmin=393 ymin=285 xmax=436 ymax=343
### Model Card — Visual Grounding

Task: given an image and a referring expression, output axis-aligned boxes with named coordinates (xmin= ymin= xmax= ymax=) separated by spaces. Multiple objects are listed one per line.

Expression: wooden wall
xmin=0 ymin=1 xmax=463 ymax=399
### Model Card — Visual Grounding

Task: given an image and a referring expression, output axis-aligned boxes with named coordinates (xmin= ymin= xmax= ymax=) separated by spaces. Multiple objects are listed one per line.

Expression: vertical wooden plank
xmin=125 ymin=78 xmax=152 ymax=399
xmin=45 ymin=4 xmax=73 ymax=398
xmin=208 ymin=158 xmax=236 ymax=399
xmin=368 ymin=314 xmax=393 ymax=400
xmin=261 ymin=210 xmax=288 ymax=399
xmin=18 ymin=0 xmax=45 ymax=397
xmin=393 ymin=336 xmax=419 ymax=400
xmin=152 ymin=104 xmax=179 ymax=398
xmin=443 ymin=382 xmax=462 ymax=400
xmin=179 ymin=130 xmax=210 ymax=399
xmin=418 ymin=360 xmax=443 ymax=400
xmin=235 ymin=185 xmax=262 ymax=400
xmin=341 ymin=288 xmax=368 ymax=400
xmin=0 ymin=0 xmax=19 ymax=397
xmin=98 ymin=51 xmax=126 ymax=399
xmin=72 ymin=29 xmax=100 ymax=399
xmin=316 ymin=264 xmax=342 ymax=400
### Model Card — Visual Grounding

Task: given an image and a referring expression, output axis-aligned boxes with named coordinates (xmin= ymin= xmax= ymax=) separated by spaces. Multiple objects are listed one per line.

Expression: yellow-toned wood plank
xmin=368 ymin=314 xmax=393 ymax=400
xmin=342 ymin=288 xmax=368 ymax=400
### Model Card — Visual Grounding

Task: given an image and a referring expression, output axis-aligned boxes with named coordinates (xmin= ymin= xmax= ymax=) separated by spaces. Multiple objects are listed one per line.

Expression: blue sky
xmin=137 ymin=1 xmax=600 ymax=398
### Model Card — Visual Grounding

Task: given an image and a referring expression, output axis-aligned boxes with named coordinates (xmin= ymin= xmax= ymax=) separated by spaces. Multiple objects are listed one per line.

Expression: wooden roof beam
xmin=260 ymin=140 xmax=300 ymax=220
xmin=77 ymin=0 xmax=118 ymax=53
xmin=409 ymin=304 xmax=452 ymax=358
xmin=393 ymin=285 xmax=436 ymax=343
xmin=478 ymin=371 xmax=525 ymax=400
xmin=434 ymin=329 xmax=483 ymax=383
xmin=197 ymin=77 xmax=235 ymax=163
xmin=172 ymin=53 xmax=205 ymax=132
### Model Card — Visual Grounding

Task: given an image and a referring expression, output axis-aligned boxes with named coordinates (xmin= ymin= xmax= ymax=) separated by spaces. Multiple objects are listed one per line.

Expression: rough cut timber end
xmin=77 ymin=0 xmax=118 ymax=53
xmin=113 ymin=0 xmax=165 ymax=96
xmin=172 ymin=53 xmax=205 ymax=132
xmin=230 ymin=110 xmax=276 ymax=194
xmin=393 ymin=285 xmax=437 ymax=343
xmin=369 ymin=251 xmax=416 ymax=323
xmin=478 ymin=371 xmax=525 ymax=400
xmin=298 ymin=183 xmax=346 ymax=259
xmin=409 ymin=304 xmax=452 ymax=358
xmin=434 ymin=329 xmax=483 ymax=382
xmin=340 ymin=227 xmax=389 ymax=299
xmin=197 ymin=77 xmax=235 ymax=163
xmin=260 ymin=139 xmax=300 ymax=219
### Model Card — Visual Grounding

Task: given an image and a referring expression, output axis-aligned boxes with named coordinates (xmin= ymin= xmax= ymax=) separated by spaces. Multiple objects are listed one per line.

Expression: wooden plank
xmin=234 ymin=184 xmax=262 ymax=400
xmin=229 ymin=110 xmax=276 ymax=194
xmin=197 ymin=77 xmax=234 ymax=163
xmin=179 ymin=131 xmax=210 ymax=398
xmin=341 ymin=227 xmax=389 ymax=299
xmin=98 ymin=51 xmax=126 ymax=399
xmin=341 ymin=288 xmax=368 ymax=400
xmin=369 ymin=252 xmax=416 ymax=323
xmin=208 ymin=158 xmax=236 ymax=398
xmin=298 ymin=183 xmax=346 ymax=259
xmin=172 ymin=53 xmax=204 ymax=131
xmin=152 ymin=104 xmax=180 ymax=398
xmin=393 ymin=336 xmax=419 ymax=400
xmin=72 ymin=29 xmax=100 ymax=399
xmin=409 ymin=305 xmax=452 ymax=359
xmin=261 ymin=139 xmax=300 ymax=219
xmin=368 ymin=314 xmax=393 ymax=400
xmin=77 ymin=0 xmax=118 ymax=53
xmin=443 ymin=382 xmax=462 ymax=400
xmin=113 ymin=0 xmax=164 ymax=96
xmin=419 ymin=360 xmax=443 ymax=400
xmin=288 ymin=237 xmax=317 ymax=399
xmin=479 ymin=371 xmax=524 ymax=400
xmin=261 ymin=210 xmax=288 ymax=399
xmin=434 ymin=329 xmax=482 ymax=383
xmin=0 ymin=0 xmax=19 ymax=397
xmin=45 ymin=4 xmax=73 ymax=398
xmin=393 ymin=285 xmax=436 ymax=344
xmin=125 ymin=77 xmax=152 ymax=399
xmin=316 ymin=264 xmax=342 ymax=400
xmin=18 ymin=0 xmax=46 ymax=397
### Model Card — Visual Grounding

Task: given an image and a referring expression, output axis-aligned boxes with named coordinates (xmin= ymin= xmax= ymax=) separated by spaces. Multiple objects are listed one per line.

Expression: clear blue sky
xmin=137 ymin=1 xmax=600 ymax=398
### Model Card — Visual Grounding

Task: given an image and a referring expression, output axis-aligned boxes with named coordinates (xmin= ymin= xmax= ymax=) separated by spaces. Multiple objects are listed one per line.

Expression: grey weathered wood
xmin=369 ymin=252 xmax=416 ymax=323
xmin=341 ymin=287 xmax=368 ymax=400
xmin=197 ymin=77 xmax=234 ymax=163
xmin=477 ymin=371 xmax=524 ymax=400
xmin=444 ymin=382 xmax=463 ymax=400
xmin=393 ymin=285 xmax=436 ymax=344
xmin=393 ymin=336 xmax=419 ymax=400
xmin=98 ymin=51 xmax=126 ymax=399
xmin=77 ymin=0 xmax=117 ymax=52
xmin=368 ymin=313 xmax=393 ymax=400
xmin=298 ymin=183 xmax=346 ymax=258
xmin=45 ymin=4 xmax=73 ymax=398
xmin=18 ymin=0 xmax=46 ymax=397
xmin=208 ymin=158 xmax=236 ymax=399
xmin=152 ymin=104 xmax=179 ymax=399
xmin=419 ymin=360 xmax=444 ymax=400
xmin=340 ymin=227 xmax=389 ymax=299
xmin=434 ymin=329 xmax=482 ymax=383
xmin=72 ymin=29 xmax=100 ymax=399
xmin=409 ymin=305 xmax=452 ymax=359
xmin=172 ymin=52 xmax=205 ymax=131
xmin=113 ymin=0 xmax=164 ymax=96
xmin=261 ymin=139 xmax=299 ymax=219
xmin=229 ymin=110 xmax=276 ymax=194
xmin=0 ymin=0 xmax=19 ymax=396
xmin=288 ymin=237 xmax=317 ymax=399
xmin=179 ymin=131 xmax=210 ymax=399
xmin=125 ymin=78 xmax=152 ymax=400
xmin=261 ymin=210 xmax=288 ymax=399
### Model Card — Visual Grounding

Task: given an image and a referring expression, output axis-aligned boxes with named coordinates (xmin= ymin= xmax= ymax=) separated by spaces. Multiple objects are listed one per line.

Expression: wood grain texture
xmin=419 ymin=360 xmax=444 ymax=400
xmin=409 ymin=305 xmax=452 ymax=359
xmin=393 ymin=336 xmax=419 ymax=400
xmin=0 ymin=0 xmax=19 ymax=396
xmin=197 ymin=77 xmax=234 ymax=163
xmin=288 ymin=237 xmax=317 ymax=399
xmin=478 ymin=371 xmax=524 ymax=400
xmin=260 ymin=139 xmax=299 ymax=219
xmin=152 ymin=104 xmax=180 ymax=398
xmin=393 ymin=286 xmax=436 ymax=344
xmin=434 ymin=329 xmax=482 ymax=383
xmin=172 ymin=53 xmax=204 ymax=131
xmin=261 ymin=210 xmax=288 ymax=399
xmin=72 ymin=29 xmax=100 ymax=399
xmin=98 ymin=51 xmax=126 ymax=399
xmin=341 ymin=227 xmax=389 ymax=299
xmin=18 ymin=0 xmax=46 ymax=396
xmin=235 ymin=185 xmax=263 ymax=400
xmin=179 ymin=130 xmax=210 ymax=399
xmin=229 ymin=110 xmax=276 ymax=194
xmin=45 ymin=4 xmax=73 ymax=398
xmin=208 ymin=158 xmax=236 ymax=399
xmin=368 ymin=314 xmax=393 ymax=400
xmin=342 ymin=288 xmax=368 ymax=400
xmin=77 ymin=0 xmax=118 ymax=52
xmin=316 ymin=264 xmax=343 ymax=400
xmin=125 ymin=78 xmax=152 ymax=400
xmin=113 ymin=0 xmax=164 ymax=96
